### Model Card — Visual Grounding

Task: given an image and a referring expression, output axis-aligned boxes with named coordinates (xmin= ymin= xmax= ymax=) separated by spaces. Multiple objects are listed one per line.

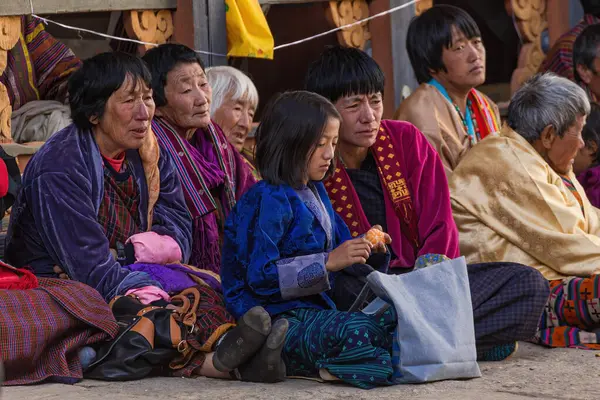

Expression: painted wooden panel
xmin=0 ymin=0 xmax=176 ymax=16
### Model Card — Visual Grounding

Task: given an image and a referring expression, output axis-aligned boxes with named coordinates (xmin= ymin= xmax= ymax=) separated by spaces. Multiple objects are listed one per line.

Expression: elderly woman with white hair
xmin=449 ymin=73 xmax=600 ymax=350
xmin=207 ymin=66 xmax=260 ymax=179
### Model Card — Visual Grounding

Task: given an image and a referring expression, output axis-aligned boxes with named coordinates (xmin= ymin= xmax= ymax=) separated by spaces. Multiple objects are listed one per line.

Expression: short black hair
xmin=142 ymin=43 xmax=205 ymax=107
xmin=574 ymin=24 xmax=600 ymax=82
xmin=406 ymin=5 xmax=481 ymax=84
xmin=583 ymin=102 xmax=600 ymax=164
xmin=304 ymin=45 xmax=384 ymax=103
xmin=255 ymin=91 xmax=340 ymax=188
xmin=68 ymin=52 xmax=151 ymax=131
xmin=581 ymin=0 xmax=600 ymax=16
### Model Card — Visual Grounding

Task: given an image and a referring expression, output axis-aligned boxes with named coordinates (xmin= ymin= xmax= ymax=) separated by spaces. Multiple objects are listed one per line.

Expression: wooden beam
xmin=191 ymin=1 xmax=211 ymax=66
xmin=205 ymin=0 xmax=227 ymax=67
xmin=106 ymin=11 xmax=122 ymax=37
xmin=173 ymin=0 xmax=226 ymax=67
xmin=388 ymin=0 xmax=417 ymax=109
xmin=0 ymin=0 xmax=177 ymax=16
xmin=172 ymin=0 xmax=195 ymax=49
xmin=546 ymin=0 xmax=570 ymax=47
xmin=369 ymin=0 xmax=395 ymax=119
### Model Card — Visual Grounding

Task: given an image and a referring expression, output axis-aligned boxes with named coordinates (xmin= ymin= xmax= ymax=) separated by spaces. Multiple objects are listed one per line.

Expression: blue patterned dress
xmin=221 ymin=180 xmax=396 ymax=389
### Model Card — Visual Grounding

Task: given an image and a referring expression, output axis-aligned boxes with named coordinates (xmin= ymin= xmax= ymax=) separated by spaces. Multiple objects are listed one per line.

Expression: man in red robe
xmin=305 ymin=45 xmax=550 ymax=361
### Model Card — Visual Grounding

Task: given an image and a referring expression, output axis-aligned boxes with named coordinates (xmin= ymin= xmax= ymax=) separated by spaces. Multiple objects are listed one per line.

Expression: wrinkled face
xmin=93 ymin=75 xmax=155 ymax=154
xmin=432 ymin=26 xmax=486 ymax=90
xmin=333 ymin=92 xmax=383 ymax=149
xmin=546 ymin=115 xmax=586 ymax=175
xmin=213 ymin=95 xmax=256 ymax=152
xmin=157 ymin=62 xmax=212 ymax=130
xmin=307 ymin=117 xmax=339 ymax=182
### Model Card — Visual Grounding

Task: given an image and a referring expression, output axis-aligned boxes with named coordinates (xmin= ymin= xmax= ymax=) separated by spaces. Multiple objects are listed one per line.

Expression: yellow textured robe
xmin=394 ymin=83 xmax=500 ymax=177
xmin=449 ymin=125 xmax=600 ymax=280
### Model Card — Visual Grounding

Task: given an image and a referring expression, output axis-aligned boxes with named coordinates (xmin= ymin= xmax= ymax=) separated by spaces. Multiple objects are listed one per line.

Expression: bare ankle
xmin=196 ymin=353 xmax=233 ymax=379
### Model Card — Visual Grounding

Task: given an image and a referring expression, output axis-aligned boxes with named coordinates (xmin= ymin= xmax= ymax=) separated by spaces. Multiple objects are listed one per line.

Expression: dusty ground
xmin=3 ymin=342 xmax=599 ymax=400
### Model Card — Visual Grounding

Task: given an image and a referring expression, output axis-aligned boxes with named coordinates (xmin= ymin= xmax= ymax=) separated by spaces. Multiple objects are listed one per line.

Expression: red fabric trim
xmin=102 ymin=152 xmax=125 ymax=172
xmin=0 ymin=158 xmax=9 ymax=197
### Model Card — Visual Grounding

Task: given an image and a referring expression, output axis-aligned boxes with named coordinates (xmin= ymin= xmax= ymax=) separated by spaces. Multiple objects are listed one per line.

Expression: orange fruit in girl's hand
xmin=365 ymin=227 xmax=386 ymax=246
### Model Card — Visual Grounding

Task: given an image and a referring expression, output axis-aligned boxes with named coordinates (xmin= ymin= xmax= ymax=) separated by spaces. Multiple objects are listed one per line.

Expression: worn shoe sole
xmin=239 ymin=318 xmax=289 ymax=383
xmin=212 ymin=306 xmax=271 ymax=372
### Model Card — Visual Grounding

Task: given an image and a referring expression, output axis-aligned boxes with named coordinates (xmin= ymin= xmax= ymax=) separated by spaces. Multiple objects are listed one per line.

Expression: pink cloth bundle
xmin=127 ymin=231 xmax=182 ymax=265
xmin=125 ymin=285 xmax=170 ymax=304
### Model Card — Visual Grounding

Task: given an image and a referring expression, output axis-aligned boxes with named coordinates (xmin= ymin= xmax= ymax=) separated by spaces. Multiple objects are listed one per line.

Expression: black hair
xmin=255 ymin=91 xmax=341 ymax=187
xmin=574 ymin=24 xmax=600 ymax=82
xmin=406 ymin=5 xmax=481 ymax=84
xmin=142 ymin=43 xmax=206 ymax=107
xmin=304 ymin=45 xmax=384 ymax=103
xmin=581 ymin=0 xmax=600 ymax=16
xmin=68 ymin=52 xmax=151 ymax=131
xmin=583 ymin=102 xmax=600 ymax=164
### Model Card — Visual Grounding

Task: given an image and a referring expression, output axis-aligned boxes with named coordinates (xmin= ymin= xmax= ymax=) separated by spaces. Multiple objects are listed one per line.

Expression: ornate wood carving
xmin=415 ymin=0 xmax=433 ymax=16
xmin=506 ymin=0 xmax=547 ymax=93
xmin=0 ymin=16 xmax=21 ymax=143
xmin=124 ymin=9 xmax=174 ymax=54
xmin=326 ymin=0 xmax=371 ymax=50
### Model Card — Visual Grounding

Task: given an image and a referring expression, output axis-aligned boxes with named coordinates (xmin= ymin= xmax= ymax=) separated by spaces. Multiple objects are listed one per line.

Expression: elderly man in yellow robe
xmin=449 ymin=72 xmax=600 ymax=350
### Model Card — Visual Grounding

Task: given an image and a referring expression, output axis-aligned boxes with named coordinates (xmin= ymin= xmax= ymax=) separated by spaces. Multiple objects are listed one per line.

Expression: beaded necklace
xmin=452 ymin=98 xmax=481 ymax=144
xmin=428 ymin=79 xmax=481 ymax=144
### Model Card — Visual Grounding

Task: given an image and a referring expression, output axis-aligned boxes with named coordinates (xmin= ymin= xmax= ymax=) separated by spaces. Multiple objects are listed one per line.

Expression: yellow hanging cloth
xmin=225 ymin=0 xmax=274 ymax=59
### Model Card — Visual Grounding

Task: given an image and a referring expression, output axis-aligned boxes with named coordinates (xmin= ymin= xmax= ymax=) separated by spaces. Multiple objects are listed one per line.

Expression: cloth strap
xmin=325 ymin=125 xmax=420 ymax=252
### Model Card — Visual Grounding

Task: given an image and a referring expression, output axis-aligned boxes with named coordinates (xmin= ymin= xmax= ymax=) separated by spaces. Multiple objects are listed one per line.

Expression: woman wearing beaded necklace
xmin=394 ymin=5 xmax=500 ymax=177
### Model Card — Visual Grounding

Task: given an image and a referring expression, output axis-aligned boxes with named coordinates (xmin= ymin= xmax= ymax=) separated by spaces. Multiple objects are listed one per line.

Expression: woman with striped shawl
xmin=143 ymin=44 xmax=256 ymax=275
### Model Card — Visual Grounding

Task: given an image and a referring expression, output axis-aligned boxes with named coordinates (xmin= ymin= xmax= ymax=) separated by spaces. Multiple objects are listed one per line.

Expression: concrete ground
xmin=3 ymin=342 xmax=600 ymax=400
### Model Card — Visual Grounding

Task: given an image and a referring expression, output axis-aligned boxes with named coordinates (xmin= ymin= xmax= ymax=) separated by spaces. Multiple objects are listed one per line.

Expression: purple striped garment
xmin=1 ymin=278 xmax=118 ymax=385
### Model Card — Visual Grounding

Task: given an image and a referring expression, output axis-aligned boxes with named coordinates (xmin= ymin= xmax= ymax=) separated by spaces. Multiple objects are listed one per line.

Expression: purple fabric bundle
xmin=577 ymin=165 xmax=600 ymax=209
xmin=124 ymin=263 xmax=221 ymax=294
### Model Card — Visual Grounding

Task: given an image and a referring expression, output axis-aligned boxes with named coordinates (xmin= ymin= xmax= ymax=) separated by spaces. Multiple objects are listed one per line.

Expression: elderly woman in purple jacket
xmin=4 ymin=52 xmax=285 ymax=382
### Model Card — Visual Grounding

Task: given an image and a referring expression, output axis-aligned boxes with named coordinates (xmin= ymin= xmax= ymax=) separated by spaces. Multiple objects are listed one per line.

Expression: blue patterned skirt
xmin=279 ymin=307 xmax=396 ymax=389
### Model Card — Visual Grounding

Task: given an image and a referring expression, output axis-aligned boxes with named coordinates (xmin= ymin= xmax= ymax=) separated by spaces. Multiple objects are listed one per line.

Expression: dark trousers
xmin=466 ymin=262 xmax=549 ymax=356
xmin=332 ymin=261 xmax=550 ymax=358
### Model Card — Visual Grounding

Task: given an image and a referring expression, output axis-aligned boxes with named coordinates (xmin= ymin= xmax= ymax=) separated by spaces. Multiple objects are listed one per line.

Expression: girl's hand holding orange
xmin=365 ymin=225 xmax=392 ymax=253
xmin=326 ymin=237 xmax=373 ymax=271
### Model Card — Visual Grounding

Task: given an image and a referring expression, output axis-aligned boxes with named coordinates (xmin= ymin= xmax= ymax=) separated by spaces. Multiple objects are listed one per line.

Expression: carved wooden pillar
xmin=506 ymin=0 xmax=548 ymax=93
xmin=326 ymin=0 xmax=371 ymax=50
xmin=0 ymin=17 xmax=21 ymax=143
xmin=415 ymin=0 xmax=433 ymax=16
xmin=124 ymin=10 xmax=174 ymax=55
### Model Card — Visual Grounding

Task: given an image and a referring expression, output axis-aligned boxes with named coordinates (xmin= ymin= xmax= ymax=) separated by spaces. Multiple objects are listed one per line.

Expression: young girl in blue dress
xmin=220 ymin=91 xmax=396 ymax=389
